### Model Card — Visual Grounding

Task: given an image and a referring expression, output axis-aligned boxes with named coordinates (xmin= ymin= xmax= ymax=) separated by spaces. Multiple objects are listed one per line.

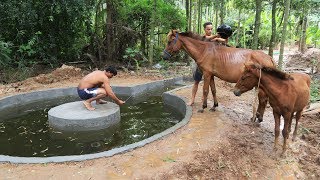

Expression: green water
xmin=0 ymin=96 xmax=183 ymax=157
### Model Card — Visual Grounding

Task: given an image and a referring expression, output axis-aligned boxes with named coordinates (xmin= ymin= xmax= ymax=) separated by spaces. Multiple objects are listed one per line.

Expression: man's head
xmin=203 ymin=22 xmax=213 ymax=36
xmin=105 ymin=66 xmax=117 ymax=78
xmin=217 ymin=24 xmax=232 ymax=39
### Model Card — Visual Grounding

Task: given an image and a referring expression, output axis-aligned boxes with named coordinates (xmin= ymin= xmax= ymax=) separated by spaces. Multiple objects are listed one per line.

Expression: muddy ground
xmin=0 ymin=49 xmax=319 ymax=179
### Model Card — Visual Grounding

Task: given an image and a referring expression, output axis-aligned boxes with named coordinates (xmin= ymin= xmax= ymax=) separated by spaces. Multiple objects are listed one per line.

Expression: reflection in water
xmin=0 ymin=96 xmax=183 ymax=157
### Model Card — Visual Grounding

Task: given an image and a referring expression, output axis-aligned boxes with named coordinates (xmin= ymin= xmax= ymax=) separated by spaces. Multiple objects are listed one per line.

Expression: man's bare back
xmin=77 ymin=67 xmax=124 ymax=111
xmin=78 ymin=70 xmax=107 ymax=89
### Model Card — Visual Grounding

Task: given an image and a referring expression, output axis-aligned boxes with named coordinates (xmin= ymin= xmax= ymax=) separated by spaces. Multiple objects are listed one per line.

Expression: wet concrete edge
xmin=0 ymin=77 xmax=192 ymax=164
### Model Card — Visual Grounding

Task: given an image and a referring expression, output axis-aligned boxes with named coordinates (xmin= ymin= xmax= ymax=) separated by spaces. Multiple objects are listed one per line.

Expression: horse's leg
xmin=255 ymin=89 xmax=268 ymax=122
xmin=288 ymin=112 xmax=294 ymax=134
xmin=273 ymin=111 xmax=281 ymax=151
xmin=292 ymin=110 xmax=302 ymax=141
xmin=199 ymin=73 xmax=211 ymax=113
xmin=209 ymin=76 xmax=218 ymax=112
xmin=281 ymin=113 xmax=291 ymax=156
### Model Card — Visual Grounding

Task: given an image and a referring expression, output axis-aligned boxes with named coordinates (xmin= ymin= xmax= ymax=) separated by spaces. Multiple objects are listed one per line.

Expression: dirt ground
xmin=0 ymin=49 xmax=319 ymax=179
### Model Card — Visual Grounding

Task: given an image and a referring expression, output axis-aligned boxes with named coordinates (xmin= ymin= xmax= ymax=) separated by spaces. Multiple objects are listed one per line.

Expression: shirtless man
xmin=77 ymin=66 xmax=125 ymax=111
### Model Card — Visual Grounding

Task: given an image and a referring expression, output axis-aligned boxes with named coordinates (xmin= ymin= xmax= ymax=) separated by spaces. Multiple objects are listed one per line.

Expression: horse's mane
xmin=179 ymin=31 xmax=208 ymax=41
xmin=261 ymin=66 xmax=293 ymax=80
xmin=179 ymin=31 xmax=225 ymax=45
xmin=168 ymin=30 xmax=227 ymax=46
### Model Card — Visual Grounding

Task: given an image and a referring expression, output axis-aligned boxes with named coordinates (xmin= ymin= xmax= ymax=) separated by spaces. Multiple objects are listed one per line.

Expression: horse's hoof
xmin=273 ymin=146 xmax=278 ymax=151
xmin=209 ymin=107 xmax=216 ymax=112
xmin=280 ymin=151 xmax=287 ymax=158
xmin=292 ymin=135 xmax=297 ymax=142
xmin=202 ymin=105 xmax=207 ymax=109
xmin=214 ymin=102 xmax=218 ymax=107
xmin=258 ymin=118 xmax=263 ymax=123
xmin=250 ymin=117 xmax=256 ymax=122
xmin=253 ymin=122 xmax=261 ymax=127
xmin=197 ymin=109 xmax=204 ymax=113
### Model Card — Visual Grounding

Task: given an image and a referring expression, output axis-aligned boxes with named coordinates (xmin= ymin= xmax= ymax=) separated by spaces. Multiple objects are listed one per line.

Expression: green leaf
xmin=162 ymin=157 xmax=176 ymax=162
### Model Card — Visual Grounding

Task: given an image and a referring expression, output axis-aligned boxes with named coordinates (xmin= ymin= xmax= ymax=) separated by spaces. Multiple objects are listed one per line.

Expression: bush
xmin=310 ymin=78 xmax=320 ymax=102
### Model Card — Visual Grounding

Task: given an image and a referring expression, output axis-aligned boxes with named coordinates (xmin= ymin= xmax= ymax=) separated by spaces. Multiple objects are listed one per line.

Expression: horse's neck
xmin=180 ymin=36 xmax=206 ymax=62
xmin=259 ymin=72 xmax=286 ymax=101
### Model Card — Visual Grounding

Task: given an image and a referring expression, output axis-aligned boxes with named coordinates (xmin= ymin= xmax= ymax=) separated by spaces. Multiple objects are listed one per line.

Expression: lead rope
xmin=252 ymin=68 xmax=262 ymax=122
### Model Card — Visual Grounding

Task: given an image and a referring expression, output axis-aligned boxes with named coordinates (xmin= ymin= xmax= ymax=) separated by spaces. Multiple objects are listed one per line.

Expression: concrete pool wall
xmin=0 ymin=77 xmax=192 ymax=163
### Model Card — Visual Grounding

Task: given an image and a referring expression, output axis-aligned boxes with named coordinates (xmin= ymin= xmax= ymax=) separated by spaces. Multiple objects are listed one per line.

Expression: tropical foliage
xmin=0 ymin=0 xmax=320 ymax=72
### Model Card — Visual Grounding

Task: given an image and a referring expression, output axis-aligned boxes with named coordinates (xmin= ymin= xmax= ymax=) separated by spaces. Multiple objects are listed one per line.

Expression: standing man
xmin=187 ymin=22 xmax=232 ymax=106
xmin=77 ymin=66 xmax=125 ymax=111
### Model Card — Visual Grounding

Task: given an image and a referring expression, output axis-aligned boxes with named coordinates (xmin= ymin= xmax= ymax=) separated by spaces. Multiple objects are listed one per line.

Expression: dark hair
xmin=217 ymin=24 xmax=232 ymax=39
xmin=105 ymin=66 xmax=117 ymax=76
xmin=203 ymin=22 xmax=212 ymax=29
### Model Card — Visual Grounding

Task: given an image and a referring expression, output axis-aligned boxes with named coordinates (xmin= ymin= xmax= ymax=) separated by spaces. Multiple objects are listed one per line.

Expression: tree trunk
xmin=186 ymin=0 xmax=190 ymax=31
xmin=236 ymin=8 xmax=241 ymax=47
xmin=243 ymin=25 xmax=246 ymax=48
xmin=197 ymin=0 xmax=202 ymax=33
xmin=278 ymin=0 xmax=291 ymax=69
xmin=148 ymin=0 xmax=156 ymax=66
xmin=215 ymin=8 xmax=218 ymax=31
xmin=219 ymin=0 xmax=225 ymax=24
xmin=105 ymin=0 xmax=115 ymax=66
xmin=300 ymin=16 xmax=307 ymax=53
xmin=268 ymin=0 xmax=278 ymax=57
xmin=191 ymin=1 xmax=196 ymax=32
xmin=184 ymin=0 xmax=191 ymax=62
xmin=252 ymin=0 xmax=262 ymax=50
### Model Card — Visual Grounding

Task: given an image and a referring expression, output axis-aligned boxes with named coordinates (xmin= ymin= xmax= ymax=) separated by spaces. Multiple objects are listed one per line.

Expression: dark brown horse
xmin=233 ymin=63 xmax=311 ymax=155
xmin=162 ymin=30 xmax=275 ymax=122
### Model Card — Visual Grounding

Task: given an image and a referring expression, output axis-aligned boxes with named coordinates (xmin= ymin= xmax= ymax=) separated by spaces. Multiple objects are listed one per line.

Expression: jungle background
xmin=0 ymin=0 xmax=319 ymax=80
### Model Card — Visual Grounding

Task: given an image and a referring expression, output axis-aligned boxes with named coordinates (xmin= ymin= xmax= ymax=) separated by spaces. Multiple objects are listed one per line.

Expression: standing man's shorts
xmin=193 ymin=67 xmax=203 ymax=82
xmin=77 ymin=87 xmax=98 ymax=100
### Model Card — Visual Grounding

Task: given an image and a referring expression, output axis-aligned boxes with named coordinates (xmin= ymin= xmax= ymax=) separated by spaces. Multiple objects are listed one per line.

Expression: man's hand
xmin=212 ymin=37 xmax=226 ymax=42
xmin=117 ymin=100 xmax=125 ymax=105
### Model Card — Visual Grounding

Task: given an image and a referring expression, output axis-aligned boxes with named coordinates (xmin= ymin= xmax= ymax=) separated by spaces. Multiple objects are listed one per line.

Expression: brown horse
xmin=233 ymin=63 xmax=311 ymax=155
xmin=162 ymin=30 xmax=275 ymax=122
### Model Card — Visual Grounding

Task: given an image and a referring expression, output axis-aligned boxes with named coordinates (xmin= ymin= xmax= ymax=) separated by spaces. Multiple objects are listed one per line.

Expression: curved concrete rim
xmin=0 ymin=77 xmax=192 ymax=164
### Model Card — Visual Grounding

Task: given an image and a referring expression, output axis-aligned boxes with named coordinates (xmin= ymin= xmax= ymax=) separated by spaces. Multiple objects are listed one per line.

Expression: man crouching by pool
xmin=77 ymin=66 xmax=125 ymax=111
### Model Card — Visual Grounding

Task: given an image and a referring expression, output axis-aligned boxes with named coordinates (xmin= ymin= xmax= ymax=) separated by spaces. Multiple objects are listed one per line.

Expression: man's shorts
xmin=77 ymin=87 xmax=98 ymax=100
xmin=193 ymin=67 xmax=203 ymax=82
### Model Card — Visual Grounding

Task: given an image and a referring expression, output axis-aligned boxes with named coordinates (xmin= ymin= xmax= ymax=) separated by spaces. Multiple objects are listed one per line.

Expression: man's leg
xmin=83 ymin=88 xmax=107 ymax=110
xmin=187 ymin=81 xmax=200 ymax=106
xmin=83 ymin=94 xmax=106 ymax=111
xmin=96 ymin=99 xmax=108 ymax=104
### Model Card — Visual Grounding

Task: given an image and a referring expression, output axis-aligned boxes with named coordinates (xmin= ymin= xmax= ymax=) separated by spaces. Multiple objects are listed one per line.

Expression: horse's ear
xmin=244 ymin=62 xmax=253 ymax=70
xmin=240 ymin=64 xmax=246 ymax=72
xmin=253 ymin=63 xmax=262 ymax=69
xmin=287 ymin=74 xmax=294 ymax=80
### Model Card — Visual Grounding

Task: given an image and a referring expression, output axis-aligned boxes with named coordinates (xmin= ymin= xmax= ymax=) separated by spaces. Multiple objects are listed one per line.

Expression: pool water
xmin=0 ymin=96 xmax=183 ymax=157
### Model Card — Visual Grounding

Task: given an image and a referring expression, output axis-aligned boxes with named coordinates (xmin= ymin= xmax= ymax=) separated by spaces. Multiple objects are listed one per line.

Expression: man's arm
xmin=206 ymin=34 xmax=219 ymax=41
xmin=103 ymin=80 xmax=124 ymax=105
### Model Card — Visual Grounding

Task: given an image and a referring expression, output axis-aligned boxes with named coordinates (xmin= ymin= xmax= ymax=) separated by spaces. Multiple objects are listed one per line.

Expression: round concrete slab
xmin=48 ymin=101 xmax=120 ymax=131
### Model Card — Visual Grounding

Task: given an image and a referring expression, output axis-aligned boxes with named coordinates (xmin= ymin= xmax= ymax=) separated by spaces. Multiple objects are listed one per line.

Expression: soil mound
xmin=286 ymin=48 xmax=320 ymax=74
xmin=34 ymin=64 xmax=83 ymax=84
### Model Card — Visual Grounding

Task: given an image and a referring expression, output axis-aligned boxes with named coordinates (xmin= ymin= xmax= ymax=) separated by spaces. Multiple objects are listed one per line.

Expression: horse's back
xmin=250 ymin=50 xmax=276 ymax=67
xmin=231 ymin=48 xmax=276 ymax=67
xmin=290 ymin=72 xmax=311 ymax=110
xmin=291 ymin=72 xmax=311 ymax=88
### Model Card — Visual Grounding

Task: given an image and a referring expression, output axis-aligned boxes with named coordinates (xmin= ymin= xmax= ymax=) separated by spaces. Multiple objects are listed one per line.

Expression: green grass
xmin=310 ymin=78 xmax=320 ymax=103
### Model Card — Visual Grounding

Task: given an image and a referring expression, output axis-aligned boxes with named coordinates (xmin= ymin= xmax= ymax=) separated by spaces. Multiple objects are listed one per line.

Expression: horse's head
xmin=162 ymin=30 xmax=182 ymax=60
xmin=233 ymin=63 xmax=261 ymax=96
